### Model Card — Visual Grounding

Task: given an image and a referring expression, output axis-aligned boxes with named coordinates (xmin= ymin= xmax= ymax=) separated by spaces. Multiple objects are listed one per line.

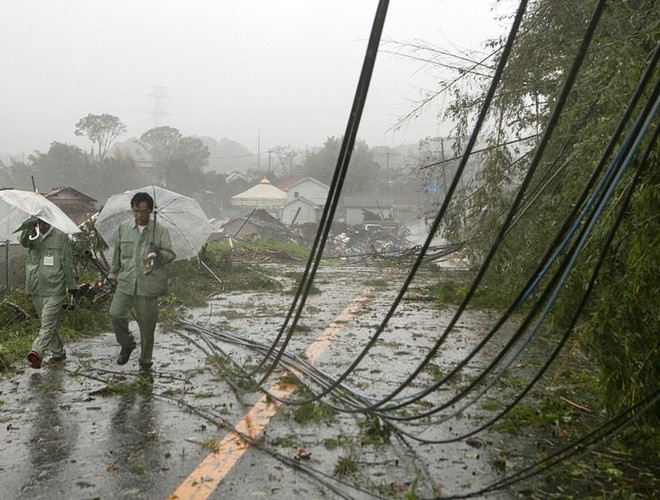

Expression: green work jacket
xmin=111 ymin=219 xmax=176 ymax=297
xmin=21 ymin=227 xmax=76 ymax=296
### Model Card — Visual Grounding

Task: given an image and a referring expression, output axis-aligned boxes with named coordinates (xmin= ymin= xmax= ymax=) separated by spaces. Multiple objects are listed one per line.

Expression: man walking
xmin=108 ymin=192 xmax=176 ymax=373
xmin=21 ymin=218 xmax=77 ymax=369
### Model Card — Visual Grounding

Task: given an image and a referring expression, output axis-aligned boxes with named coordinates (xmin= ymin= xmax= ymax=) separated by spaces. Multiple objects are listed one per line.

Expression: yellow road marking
xmin=169 ymin=287 xmax=373 ymax=500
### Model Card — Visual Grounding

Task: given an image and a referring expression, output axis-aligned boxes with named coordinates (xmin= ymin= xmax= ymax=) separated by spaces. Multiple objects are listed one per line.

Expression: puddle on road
xmin=1 ymin=261 xmax=560 ymax=499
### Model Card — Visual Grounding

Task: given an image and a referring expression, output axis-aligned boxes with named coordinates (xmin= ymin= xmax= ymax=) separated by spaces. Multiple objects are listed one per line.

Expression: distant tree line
xmin=0 ymin=114 xmax=428 ymax=218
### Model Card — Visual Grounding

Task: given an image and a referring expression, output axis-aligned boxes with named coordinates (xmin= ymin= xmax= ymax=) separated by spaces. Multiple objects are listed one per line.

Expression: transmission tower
xmin=147 ymin=85 xmax=171 ymax=128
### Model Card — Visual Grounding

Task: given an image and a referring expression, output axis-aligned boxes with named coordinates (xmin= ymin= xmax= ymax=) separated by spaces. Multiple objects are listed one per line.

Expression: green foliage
xmin=94 ymin=153 xmax=150 ymax=201
xmin=87 ymin=376 xmax=153 ymax=396
xmin=480 ymin=398 xmax=503 ymax=412
xmin=60 ymin=304 xmax=110 ymax=336
xmin=0 ymin=287 xmax=109 ymax=369
xmin=208 ymin=354 xmax=234 ymax=378
xmin=268 ymin=436 xmax=297 ymax=448
xmin=0 ymin=291 xmax=41 ymax=367
xmin=429 ymin=280 xmax=467 ymax=305
xmin=0 ymin=321 xmax=38 ymax=369
xmin=292 ymin=401 xmax=336 ymax=425
xmin=492 ymin=403 xmax=540 ymax=434
xmin=25 ymin=142 xmax=94 ymax=193
xmin=165 ymin=240 xmax=292 ymax=308
xmin=322 ymin=437 xmax=342 ymax=450
xmin=426 ymin=0 xmax=659 ymax=425
xmin=229 ymin=239 xmax=311 ymax=262
xmin=358 ymin=416 xmax=392 ymax=445
xmin=138 ymin=126 xmax=210 ymax=196
xmin=5 ymin=142 xmax=149 ymax=202
xmin=580 ymin=167 xmax=660 ymax=423
xmin=74 ymin=113 xmax=126 ymax=163
xmin=334 ymin=455 xmax=358 ymax=477
xmin=428 ymin=274 xmax=515 ymax=311
xmin=139 ymin=126 xmax=184 ymax=160
xmin=490 ymin=457 xmax=507 ymax=474
xmin=301 ymin=136 xmax=382 ymax=194
xmin=623 ymin=424 xmax=660 ymax=450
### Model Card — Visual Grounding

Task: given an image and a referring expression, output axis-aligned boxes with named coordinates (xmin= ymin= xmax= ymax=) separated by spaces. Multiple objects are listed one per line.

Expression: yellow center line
xmin=169 ymin=286 xmax=373 ymax=500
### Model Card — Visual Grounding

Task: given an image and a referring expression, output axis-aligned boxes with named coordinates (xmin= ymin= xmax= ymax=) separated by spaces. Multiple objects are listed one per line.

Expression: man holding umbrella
xmin=108 ymin=192 xmax=176 ymax=373
xmin=20 ymin=217 xmax=77 ymax=369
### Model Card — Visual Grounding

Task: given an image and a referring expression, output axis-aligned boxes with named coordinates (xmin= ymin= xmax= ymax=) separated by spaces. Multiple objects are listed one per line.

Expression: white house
xmin=277 ymin=176 xmax=329 ymax=225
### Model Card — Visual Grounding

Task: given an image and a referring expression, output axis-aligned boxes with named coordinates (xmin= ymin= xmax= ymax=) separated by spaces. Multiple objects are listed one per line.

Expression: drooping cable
xmin=352 ymin=0 xmax=609 ymax=414
xmin=246 ymin=0 xmax=391 ymax=386
xmin=374 ymin=62 xmax=660 ymax=424
xmin=177 ymin=97 xmax=658 ymax=451
xmin=268 ymin=0 xmax=531 ymax=408
xmin=385 ymin=89 xmax=660 ymax=435
xmin=174 ymin=107 xmax=657 ymax=449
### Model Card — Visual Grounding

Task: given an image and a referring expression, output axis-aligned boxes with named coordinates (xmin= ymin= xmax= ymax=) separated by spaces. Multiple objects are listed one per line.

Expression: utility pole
xmin=257 ymin=130 xmax=261 ymax=175
xmin=268 ymin=149 xmax=272 ymax=176
xmin=386 ymin=151 xmax=391 ymax=181
xmin=440 ymin=137 xmax=447 ymax=201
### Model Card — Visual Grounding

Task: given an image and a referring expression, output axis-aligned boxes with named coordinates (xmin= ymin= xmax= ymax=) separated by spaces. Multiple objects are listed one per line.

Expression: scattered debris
xmin=2 ymin=301 xmax=32 ymax=321
xmin=215 ymin=210 xmax=465 ymax=263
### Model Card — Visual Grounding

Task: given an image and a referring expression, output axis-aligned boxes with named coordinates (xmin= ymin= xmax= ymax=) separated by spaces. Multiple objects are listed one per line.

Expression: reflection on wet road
xmin=23 ymin=370 xmax=77 ymax=497
xmin=108 ymin=383 xmax=162 ymax=497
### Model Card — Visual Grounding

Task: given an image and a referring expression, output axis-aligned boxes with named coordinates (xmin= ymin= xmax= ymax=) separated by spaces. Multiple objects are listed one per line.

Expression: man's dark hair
xmin=131 ymin=192 xmax=154 ymax=210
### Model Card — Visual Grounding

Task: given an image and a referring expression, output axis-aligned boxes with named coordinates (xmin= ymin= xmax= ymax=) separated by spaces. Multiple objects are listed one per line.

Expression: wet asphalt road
xmin=0 ymin=262 xmax=521 ymax=499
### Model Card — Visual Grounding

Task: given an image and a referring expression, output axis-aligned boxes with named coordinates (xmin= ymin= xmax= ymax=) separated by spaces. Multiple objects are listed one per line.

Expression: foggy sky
xmin=0 ymin=1 xmax=512 ymax=158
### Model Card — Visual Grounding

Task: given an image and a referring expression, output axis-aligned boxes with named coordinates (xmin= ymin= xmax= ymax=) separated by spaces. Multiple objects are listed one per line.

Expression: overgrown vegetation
xmin=409 ymin=1 xmax=659 ymax=495
xmin=226 ymin=239 xmax=312 ymax=262
xmin=421 ymin=0 xmax=658 ymax=427
xmin=488 ymin=359 xmax=659 ymax=497
xmin=0 ymin=287 xmax=110 ymax=370
xmin=427 ymin=270 xmax=515 ymax=311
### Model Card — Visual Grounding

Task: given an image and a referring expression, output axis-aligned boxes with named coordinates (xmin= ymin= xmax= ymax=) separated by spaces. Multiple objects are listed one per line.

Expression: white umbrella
xmin=95 ymin=186 xmax=213 ymax=262
xmin=0 ymin=189 xmax=81 ymax=243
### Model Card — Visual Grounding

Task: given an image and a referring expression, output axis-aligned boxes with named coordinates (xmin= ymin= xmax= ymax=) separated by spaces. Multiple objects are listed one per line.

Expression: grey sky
xmin=0 ymin=1 xmax=512 ymax=158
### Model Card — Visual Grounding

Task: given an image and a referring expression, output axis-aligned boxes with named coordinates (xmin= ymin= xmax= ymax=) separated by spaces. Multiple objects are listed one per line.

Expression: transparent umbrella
xmin=0 ymin=189 xmax=81 ymax=243
xmin=95 ymin=186 xmax=213 ymax=262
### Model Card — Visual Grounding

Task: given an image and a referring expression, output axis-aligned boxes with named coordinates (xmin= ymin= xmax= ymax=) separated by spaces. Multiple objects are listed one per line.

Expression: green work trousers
xmin=109 ymin=291 xmax=159 ymax=365
xmin=31 ymin=294 xmax=66 ymax=359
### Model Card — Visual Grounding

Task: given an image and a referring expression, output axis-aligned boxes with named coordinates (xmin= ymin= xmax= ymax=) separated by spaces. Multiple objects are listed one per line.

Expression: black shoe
xmin=139 ymin=362 xmax=152 ymax=374
xmin=116 ymin=346 xmax=135 ymax=365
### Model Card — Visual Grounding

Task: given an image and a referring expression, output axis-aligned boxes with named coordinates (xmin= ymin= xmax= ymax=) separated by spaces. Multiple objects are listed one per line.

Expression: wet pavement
xmin=0 ymin=262 xmax=533 ymax=499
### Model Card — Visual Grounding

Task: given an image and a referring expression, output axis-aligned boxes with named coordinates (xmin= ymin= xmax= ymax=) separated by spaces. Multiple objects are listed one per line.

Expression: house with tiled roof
xmin=276 ymin=176 xmax=329 ymax=225
xmin=44 ymin=186 xmax=97 ymax=225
